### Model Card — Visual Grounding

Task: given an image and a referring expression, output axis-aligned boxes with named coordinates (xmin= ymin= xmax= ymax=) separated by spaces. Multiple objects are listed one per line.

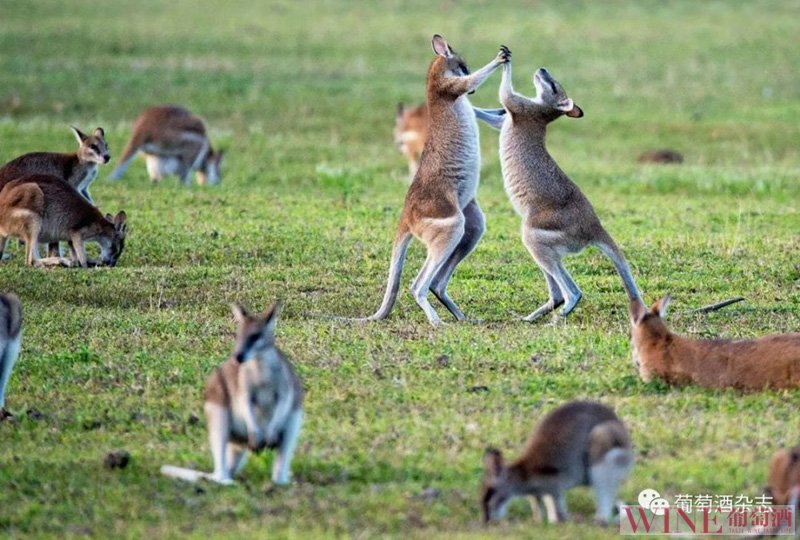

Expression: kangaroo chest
xmin=230 ymin=361 xmax=285 ymax=435
xmin=67 ymin=164 xmax=98 ymax=192
xmin=498 ymin=123 xmax=559 ymax=218
xmin=453 ymin=96 xmax=481 ymax=206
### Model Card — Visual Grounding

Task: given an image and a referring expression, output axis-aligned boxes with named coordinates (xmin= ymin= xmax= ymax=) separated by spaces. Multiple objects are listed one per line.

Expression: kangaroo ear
xmin=262 ymin=301 xmax=283 ymax=335
xmin=231 ymin=303 xmax=249 ymax=324
xmin=94 ymin=127 xmax=105 ymax=138
xmin=113 ymin=211 xmax=127 ymax=234
xmin=105 ymin=213 xmax=113 ymax=222
xmin=630 ymin=299 xmax=647 ymax=325
xmin=483 ymin=448 xmax=504 ymax=477
xmin=71 ymin=126 xmax=88 ymax=144
xmin=565 ymin=103 xmax=584 ymax=118
xmin=652 ymin=294 xmax=672 ymax=318
xmin=431 ymin=34 xmax=452 ymax=58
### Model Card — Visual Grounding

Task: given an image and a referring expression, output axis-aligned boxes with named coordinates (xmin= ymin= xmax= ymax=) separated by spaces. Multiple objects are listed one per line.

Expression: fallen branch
xmin=685 ymin=297 xmax=745 ymax=314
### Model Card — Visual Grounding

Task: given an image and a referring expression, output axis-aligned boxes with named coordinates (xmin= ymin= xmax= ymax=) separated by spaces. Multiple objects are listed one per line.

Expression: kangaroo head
xmin=231 ymin=301 xmax=281 ymax=363
xmin=531 ymin=68 xmax=583 ymax=122
xmin=480 ymin=448 xmax=516 ymax=522
xmin=100 ymin=211 xmax=127 ymax=267
xmin=431 ymin=34 xmax=471 ymax=81
xmin=629 ymin=295 xmax=672 ymax=372
xmin=199 ymin=148 xmax=224 ymax=186
xmin=72 ymin=126 xmax=111 ymax=165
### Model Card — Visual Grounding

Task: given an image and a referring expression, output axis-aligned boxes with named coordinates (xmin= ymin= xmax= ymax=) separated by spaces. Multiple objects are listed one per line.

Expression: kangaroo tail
xmin=160 ymin=465 xmax=213 ymax=483
xmin=595 ymin=233 xmax=641 ymax=303
xmin=109 ymin=138 xmax=141 ymax=181
xmin=363 ymin=226 xmax=413 ymax=321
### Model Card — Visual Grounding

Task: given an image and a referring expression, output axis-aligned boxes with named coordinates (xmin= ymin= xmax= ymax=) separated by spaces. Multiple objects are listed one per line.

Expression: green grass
xmin=1 ymin=0 xmax=799 ymax=538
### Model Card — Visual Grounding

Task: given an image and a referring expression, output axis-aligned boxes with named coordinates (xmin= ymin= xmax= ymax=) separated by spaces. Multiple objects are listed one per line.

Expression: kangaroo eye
xmin=90 ymin=144 xmax=99 ymax=152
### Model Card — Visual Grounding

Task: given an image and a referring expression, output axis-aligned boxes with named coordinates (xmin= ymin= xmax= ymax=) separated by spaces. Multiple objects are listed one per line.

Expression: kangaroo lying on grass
xmin=0 ymin=293 xmax=22 ymax=421
xmin=629 ymin=296 xmax=800 ymax=389
xmin=0 ymin=174 xmax=127 ymax=267
xmin=481 ymin=400 xmax=633 ymax=525
xmin=161 ymin=302 xmax=303 ymax=485
xmin=476 ymin=62 xmax=642 ymax=320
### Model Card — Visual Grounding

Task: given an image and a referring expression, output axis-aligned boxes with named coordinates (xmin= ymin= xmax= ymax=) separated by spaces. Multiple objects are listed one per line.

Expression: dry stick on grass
xmin=684 ymin=297 xmax=745 ymax=314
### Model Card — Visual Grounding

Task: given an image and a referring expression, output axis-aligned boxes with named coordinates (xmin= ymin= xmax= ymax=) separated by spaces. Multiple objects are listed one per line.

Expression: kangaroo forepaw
xmin=498 ymin=45 xmax=511 ymax=63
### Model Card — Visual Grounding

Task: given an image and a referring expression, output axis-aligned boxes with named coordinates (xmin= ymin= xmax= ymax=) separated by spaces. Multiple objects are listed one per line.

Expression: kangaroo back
xmin=630 ymin=296 xmax=800 ymax=389
xmin=0 ymin=126 xmax=108 ymax=200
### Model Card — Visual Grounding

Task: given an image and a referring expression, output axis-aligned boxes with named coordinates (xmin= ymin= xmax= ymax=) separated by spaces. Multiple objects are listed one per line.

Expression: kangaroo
xmin=475 ymin=62 xmax=641 ymax=320
xmin=0 ymin=174 xmax=127 ymax=267
xmin=481 ymin=400 xmax=633 ymax=525
xmin=0 ymin=126 xmax=110 ymax=203
xmin=394 ymin=102 xmax=428 ymax=179
xmin=358 ymin=36 xmax=509 ymax=326
xmin=161 ymin=302 xmax=303 ymax=485
xmin=0 ymin=293 xmax=22 ymax=421
xmin=110 ymin=105 xmax=224 ymax=186
xmin=766 ymin=448 xmax=800 ymax=509
xmin=0 ymin=126 xmax=110 ymax=258
xmin=629 ymin=296 xmax=800 ymax=389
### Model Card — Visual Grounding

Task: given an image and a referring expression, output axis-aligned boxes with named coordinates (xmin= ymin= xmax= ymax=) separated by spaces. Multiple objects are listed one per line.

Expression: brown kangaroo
xmin=357 ymin=35 xmax=509 ymax=326
xmin=629 ymin=296 xmax=800 ymax=389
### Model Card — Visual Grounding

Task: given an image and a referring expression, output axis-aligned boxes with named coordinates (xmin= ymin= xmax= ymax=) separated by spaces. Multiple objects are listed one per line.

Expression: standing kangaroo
xmin=0 ymin=126 xmax=110 ymax=203
xmin=629 ymin=296 xmax=800 ymax=389
xmin=481 ymin=400 xmax=633 ymax=525
xmin=110 ymin=105 xmax=224 ymax=186
xmin=0 ymin=293 xmax=22 ymax=421
xmin=359 ymin=35 xmax=510 ymax=326
xmin=0 ymin=126 xmax=110 ymax=258
xmin=476 ymin=61 xmax=641 ymax=320
xmin=161 ymin=302 xmax=304 ymax=485
xmin=0 ymin=174 xmax=127 ymax=267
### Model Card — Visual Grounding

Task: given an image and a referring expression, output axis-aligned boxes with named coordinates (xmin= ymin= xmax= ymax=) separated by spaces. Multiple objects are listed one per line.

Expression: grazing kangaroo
xmin=629 ymin=296 xmax=800 ymax=389
xmin=0 ymin=293 xmax=22 ymax=421
xmin=481 ymin=400 xmax=633 ymax=525
xmin=476 ymin=62 xmax=641 ymax=320
xmin=110 ymin=105 xmax=224 ymax=186
xmin=161 ymin=302 xmax=304 ymax=485
xmin=359 ymin=35 xmax=510 ymax=326
xmin=766 ymin=447 xmax=800 ymax=509
xmin=0 ymin=126 xmax=110 ymax=203
xmin=394 ymin=102 xmax=428 ymax=179
xmin=0 ymin=174 xmax=127 ymax=267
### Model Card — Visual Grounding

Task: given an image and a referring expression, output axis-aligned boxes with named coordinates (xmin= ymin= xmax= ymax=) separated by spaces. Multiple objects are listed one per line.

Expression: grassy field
xmin=1 ymin=0 xmax=799 ymax=538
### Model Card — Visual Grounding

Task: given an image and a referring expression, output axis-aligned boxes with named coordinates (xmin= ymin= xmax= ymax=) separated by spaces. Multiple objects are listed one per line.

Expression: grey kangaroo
xmin=476 ymin=60 xmax=642 ymax=320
